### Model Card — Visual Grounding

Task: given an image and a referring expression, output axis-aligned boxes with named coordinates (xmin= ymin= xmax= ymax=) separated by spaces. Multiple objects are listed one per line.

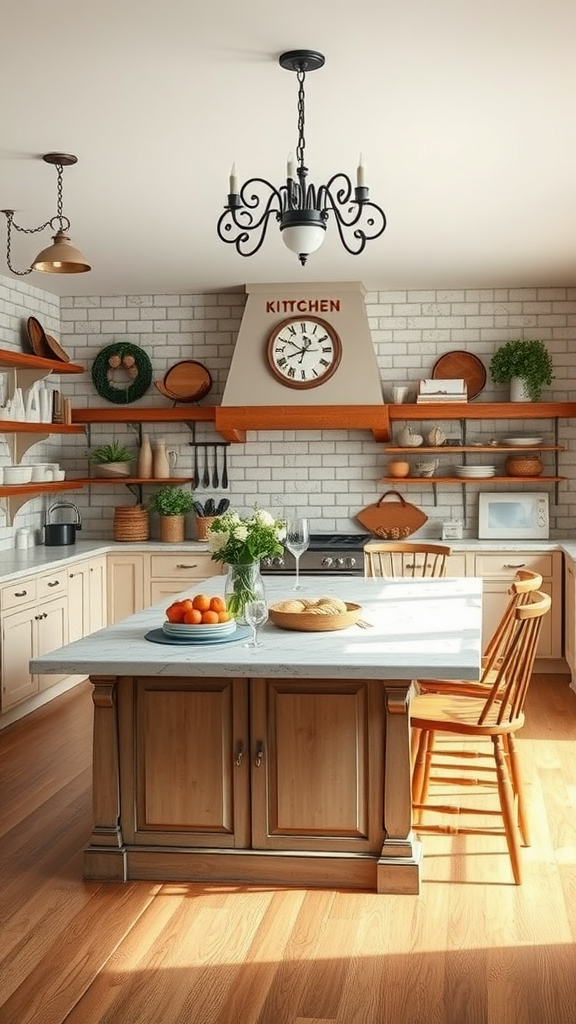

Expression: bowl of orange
xmin=163 ymin=593 xmax=236 ymax=637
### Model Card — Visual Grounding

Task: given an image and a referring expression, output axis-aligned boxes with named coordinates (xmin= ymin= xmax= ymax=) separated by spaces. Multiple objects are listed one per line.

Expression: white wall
xmin=1 ymin=275 xmax=576 ymax=547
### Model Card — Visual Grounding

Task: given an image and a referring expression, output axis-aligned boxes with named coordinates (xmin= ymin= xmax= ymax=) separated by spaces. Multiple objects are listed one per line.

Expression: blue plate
xmin=145 ymin=625 xmax=252 ymax=645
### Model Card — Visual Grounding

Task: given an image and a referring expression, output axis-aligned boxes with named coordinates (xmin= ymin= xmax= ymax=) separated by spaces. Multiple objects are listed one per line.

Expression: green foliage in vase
xmin=89 ymin=441 xmax=133 ymax=464
xmin=489 ymin=339 xmax=554 ymax=402
xmin=147 ymin=485 xmax=194 ymax=517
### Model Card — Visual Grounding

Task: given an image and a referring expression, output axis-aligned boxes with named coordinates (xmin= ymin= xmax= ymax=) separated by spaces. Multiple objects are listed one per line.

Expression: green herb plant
xmin=90 ymin=441 xmax=133 ymax=464
xmin=489 ymin=339 xmax=554 ymax=402
xmin=148 ymin=485 xmax=194 ymax=517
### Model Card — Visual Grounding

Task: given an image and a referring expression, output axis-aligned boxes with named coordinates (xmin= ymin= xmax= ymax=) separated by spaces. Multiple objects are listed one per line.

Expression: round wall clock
xmin=266 ymin=316 xmax=342 ymax=389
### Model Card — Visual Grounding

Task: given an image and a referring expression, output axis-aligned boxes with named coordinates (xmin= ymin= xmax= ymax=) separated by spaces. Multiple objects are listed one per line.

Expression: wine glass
xmin=244 ymin=599 xmax=269 ymax=648
xmin=285 ymin=517 xmax=310 ymax=590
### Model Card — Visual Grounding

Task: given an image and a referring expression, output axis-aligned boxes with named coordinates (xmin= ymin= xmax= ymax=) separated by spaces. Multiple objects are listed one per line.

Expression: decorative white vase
xmin=510 ymin=376 xmax=531 ymax=402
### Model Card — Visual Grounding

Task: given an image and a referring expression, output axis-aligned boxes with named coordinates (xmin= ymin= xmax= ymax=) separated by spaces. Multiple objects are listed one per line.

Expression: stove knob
xmin=261 ymin=556 xmax=272 ymax=568
xmin=273 ymin=555 xmax=285 ymax=567
xmin=335 ymin=557 xmax=345 ymax=568
xmin=321 ymin=556 xmax=334 ymax=567
xmin=345 ymin=556 xmax=356 ymax=568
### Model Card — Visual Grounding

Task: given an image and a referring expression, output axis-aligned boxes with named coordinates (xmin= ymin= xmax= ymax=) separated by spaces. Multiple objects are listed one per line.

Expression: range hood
xmin=215 ymin=281 xmax=390 ymax=442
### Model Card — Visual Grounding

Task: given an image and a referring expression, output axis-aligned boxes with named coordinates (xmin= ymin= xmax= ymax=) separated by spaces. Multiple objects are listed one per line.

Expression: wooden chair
xmin=364 ymin=541 xmax=452 ymax=578
xmin=411 ymin=590 xmax=551 ymax=884
xmin=418 ymin=569 xmax=544 ymax=697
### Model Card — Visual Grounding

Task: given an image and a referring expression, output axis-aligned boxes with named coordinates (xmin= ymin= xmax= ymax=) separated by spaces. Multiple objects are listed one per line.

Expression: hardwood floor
xmin=1 ymin=674 xmax=575 ymax=1024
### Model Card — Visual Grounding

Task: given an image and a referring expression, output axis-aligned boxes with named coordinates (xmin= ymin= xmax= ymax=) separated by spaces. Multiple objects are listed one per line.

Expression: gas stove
xmin=260 ymin=532 xmax=372 ymax=577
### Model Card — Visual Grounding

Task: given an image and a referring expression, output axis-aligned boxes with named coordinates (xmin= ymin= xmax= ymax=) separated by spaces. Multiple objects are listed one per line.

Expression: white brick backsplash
xmin=1 ymin=275 xmax=576 ymax=549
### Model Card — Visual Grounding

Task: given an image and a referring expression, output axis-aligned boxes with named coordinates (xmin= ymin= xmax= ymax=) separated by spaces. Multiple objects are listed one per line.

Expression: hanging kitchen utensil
xmin=356 ymin=491 xmax=428 ymax=539
xmin=212 ymin=445 xmax=219 ymax=488
xmin=193 ymin=445 xmax=200 ymax=489
xmin=202 ymin=447 xmax=210 ymax=488
xmin=222 ymin=446 xmax=229 ymax=489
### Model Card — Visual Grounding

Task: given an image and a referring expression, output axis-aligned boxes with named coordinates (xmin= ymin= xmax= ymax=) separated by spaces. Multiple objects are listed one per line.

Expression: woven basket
xmin=113 ymin=505 xmax=150 ymax=541
xmin=195 ymin=516 xmax=216 ymax=541
xmin=504 ymin=455 xmax=543 ymax=477
xmin=268 ymin=602 xmax=362 ymax=632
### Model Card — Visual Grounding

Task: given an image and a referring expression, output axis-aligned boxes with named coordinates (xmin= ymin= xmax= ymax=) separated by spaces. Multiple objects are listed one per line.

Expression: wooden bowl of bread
xmin=268 ymin=596 xmax=362 ymax=632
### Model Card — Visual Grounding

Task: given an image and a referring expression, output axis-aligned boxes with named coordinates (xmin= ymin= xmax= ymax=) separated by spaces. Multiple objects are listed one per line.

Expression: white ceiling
xmin=2 ymin=0 xmax=576 ymax=299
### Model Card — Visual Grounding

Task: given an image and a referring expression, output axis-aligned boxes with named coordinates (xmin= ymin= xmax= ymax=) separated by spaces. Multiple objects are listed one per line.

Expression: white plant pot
xmin=510 ymin=376 xmax=531 ymax=402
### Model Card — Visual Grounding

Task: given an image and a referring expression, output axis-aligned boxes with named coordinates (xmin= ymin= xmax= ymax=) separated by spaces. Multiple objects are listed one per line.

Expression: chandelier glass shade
xmin=2 ymin=153 xmax=90 ymax=276
xmin=217 ymin=50 xmax=387 ymax=266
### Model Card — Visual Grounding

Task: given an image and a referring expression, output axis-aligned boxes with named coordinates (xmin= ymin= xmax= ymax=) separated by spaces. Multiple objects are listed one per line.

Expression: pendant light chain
xmin=296 ymin=67 xmax=307 ymax=170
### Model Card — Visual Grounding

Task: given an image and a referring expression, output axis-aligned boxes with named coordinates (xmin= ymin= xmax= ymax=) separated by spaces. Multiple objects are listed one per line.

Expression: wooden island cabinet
xmin=31 ymin=574 xmax=483 ymax=895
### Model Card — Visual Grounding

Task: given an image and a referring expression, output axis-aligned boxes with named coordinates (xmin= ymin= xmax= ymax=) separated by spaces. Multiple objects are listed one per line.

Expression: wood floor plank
xmin=0 ymin=675 xmax=575 ymax=1024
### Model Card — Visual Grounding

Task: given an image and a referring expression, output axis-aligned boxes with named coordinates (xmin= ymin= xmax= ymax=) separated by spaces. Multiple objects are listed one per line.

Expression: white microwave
xmin=478 ymin=492 xmax=550 ymax=540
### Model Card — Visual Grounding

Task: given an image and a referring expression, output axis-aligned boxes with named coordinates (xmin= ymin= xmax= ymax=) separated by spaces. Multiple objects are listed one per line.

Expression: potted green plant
xmin=148 ymin=484 xmax=194 ymax=542
xmin=90 ymin=441 xmax=134 ymax=477
xmin=489 ymin=339 xmax=554 ymax=402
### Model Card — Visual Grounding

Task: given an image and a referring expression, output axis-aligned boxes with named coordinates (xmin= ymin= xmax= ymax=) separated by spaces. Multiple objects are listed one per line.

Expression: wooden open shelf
xmin=0 ymin=420 xmax=84 ymax=434
xmin=71 ymin=406 xmax=216 ymax=424
xmin=0 ymin=349 xmax=84 ymax=374
xmin=388 ymin=401 xmax=576 ymax=421
xmin=379 ymin=476 xmax=564 ymax=485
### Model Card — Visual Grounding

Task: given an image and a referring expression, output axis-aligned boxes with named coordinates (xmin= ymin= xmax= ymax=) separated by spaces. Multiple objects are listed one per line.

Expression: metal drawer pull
xmin=176 ymin=564 xmax=198 ymax=570
xmin=254 ymin=742 xmax=264 ymax=768
xmin=14 ymin=590 xmax=28 ymax=597
xmin=503 ymin=563 xmax=527 ymax=569
xmin=235 ymin=743 xmax=245 ymax=766
xmin=47 ymin=580 xmax=60 ymax=587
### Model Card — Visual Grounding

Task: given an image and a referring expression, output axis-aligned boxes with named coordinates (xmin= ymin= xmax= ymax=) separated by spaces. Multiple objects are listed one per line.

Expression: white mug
xmin=392 ymin=385 xmax=409 ymax=404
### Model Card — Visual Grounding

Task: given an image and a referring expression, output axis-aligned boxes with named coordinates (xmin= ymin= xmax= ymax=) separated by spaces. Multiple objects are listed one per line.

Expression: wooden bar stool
xmin=364 ymin=542 xmax=452 ymax=578
xmin=411 ymin=590 xmax=551 ymax=884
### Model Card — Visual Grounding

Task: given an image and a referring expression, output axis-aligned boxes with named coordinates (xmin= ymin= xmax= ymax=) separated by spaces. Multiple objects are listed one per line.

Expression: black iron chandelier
xmin=217 ymin=49 xmax=387 ymax=266
xmin=2 ymin=152 xmax=90 ymax=275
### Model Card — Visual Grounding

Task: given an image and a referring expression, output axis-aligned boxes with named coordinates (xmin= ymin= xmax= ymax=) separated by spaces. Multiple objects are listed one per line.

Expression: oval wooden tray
xmin=27 ymin=316 xmax=53 ymax=358
xmin=163 ymin=360 xmax=212 ymax=402
xmin=268 ymin=602 xmax=362 ymax=632
xmin=432 ymin=350 xmax=486 ymax=399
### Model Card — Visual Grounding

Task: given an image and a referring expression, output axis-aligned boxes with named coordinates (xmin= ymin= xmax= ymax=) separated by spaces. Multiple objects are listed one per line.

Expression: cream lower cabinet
xmin=148 ymin=552 xmax=223 ymax=605
xmin=1 ymin=571 xmax=68 ymax=710
xmin=68 ymin=556 xmax=108 ymax=642
xmin=474 ymin=550 xmax=562 ymax=659
xmin=122 ymin=676 xmax=384 ymax=857
xmin=106 ymin=553 xmax=146 ymax=624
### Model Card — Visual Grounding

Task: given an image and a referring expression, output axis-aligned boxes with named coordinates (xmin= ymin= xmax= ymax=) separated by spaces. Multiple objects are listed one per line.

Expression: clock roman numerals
xmin=266 ymin=315 xmax=342 ymax=390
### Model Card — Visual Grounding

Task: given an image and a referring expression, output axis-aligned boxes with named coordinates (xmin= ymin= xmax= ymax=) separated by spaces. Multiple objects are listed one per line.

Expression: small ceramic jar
xmin=388 ymin=460 xmax=410 ymax=478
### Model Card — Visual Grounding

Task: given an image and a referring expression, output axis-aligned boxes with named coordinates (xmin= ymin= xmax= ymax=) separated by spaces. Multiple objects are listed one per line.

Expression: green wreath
xmin=91 ymin=342 xmax=153 ymax=404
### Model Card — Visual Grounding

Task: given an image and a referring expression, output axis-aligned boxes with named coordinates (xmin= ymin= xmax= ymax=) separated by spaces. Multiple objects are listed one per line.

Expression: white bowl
xmin=3 ymin=466 xmax=33 ymax=484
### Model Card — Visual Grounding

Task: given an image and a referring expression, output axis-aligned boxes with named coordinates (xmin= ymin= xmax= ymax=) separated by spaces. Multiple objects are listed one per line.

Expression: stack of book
xmin=416 ymin=379 xmax=468 ymax=403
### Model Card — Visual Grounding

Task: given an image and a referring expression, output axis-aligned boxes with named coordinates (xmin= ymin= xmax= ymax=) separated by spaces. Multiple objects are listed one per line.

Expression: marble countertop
xmin=0 ymin=537 xmax=572 ymax=587
xmin=30 ymin=575 xmax=483 ymax=681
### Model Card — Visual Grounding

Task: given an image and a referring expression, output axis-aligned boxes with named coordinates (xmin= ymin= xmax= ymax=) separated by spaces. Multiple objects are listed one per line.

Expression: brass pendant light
xmin=2 ymin=152 xmax=90 ymax=275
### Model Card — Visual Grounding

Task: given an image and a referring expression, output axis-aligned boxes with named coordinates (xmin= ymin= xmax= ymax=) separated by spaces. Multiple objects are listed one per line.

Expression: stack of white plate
xmin=501 ymin=436 xmax=543 ymax=446
xmin=162 ymin=619 xmax=237 ymax=640
xmin=454 ymin=465 xmax=497 ymax=478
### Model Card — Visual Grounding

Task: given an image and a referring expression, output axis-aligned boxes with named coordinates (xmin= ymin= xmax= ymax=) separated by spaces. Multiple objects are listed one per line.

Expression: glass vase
xmin=224 ymin=562 xmax=266 ymax=623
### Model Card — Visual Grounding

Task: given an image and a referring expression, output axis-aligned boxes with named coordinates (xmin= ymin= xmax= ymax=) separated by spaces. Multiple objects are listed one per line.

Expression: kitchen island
xmin=31 ymin=575 xmax=482 ymax=895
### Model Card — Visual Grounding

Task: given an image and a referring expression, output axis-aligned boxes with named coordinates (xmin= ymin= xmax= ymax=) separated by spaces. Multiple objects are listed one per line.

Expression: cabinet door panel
xmin=1 ymin=607 xmax=38 ymax=709
xmin=107 ymin=555 xmax=145 ymax=623
xmin=87 ymin=557 xmax=107 ymax=633
xmin=251 ymin=678 xmax=384 ymax=853
xmin=36 ymin=597 xmax=68 ymax=690
xmin=127 ymin=677 xmax=250 ymax=848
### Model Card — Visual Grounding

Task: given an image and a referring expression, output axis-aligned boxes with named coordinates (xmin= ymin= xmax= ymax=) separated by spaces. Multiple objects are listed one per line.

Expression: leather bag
xmin=356 ymin=491 xmax=428 ymax=539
